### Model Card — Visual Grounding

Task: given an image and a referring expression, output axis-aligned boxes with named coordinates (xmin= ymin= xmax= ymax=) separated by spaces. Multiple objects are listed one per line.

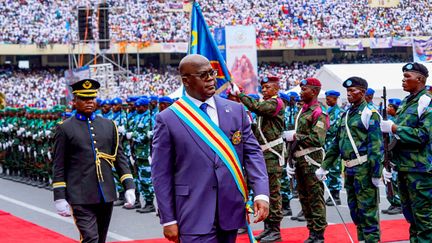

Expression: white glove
xmin=286 ymin=164 xmax=296 ymax=178
xmin=123 ymin=189 xmax=136 ymax=208
xmin=26 ymin=131 xmax=31 ymax=137
xmin=54 ymin=199 xmax=71 ymax=217
xmin=117 ymin=126 xmax=125 ymax=134
xmin=148 ymin=156 xmax=152 ymax=165
xmin=47 ymin=151 xmax=52 ymax=160
xmin=380 ymin=120 xmax=394 ymax=133
xmin=230 ymin=82 xmax=241 ymax=96
xmin=17 ymin=130 xmax=21 ymax=136
xmin=8 ymin=124 xmax=13 ymax=129
xmin=33 ymin=151 xmax=37 ymax=157
xmin=372 ymin=177 xmax=381 ymax=188
xmin=130 ymin=156 xmax=135 ymax=165
xmin=382 ymin=168 xmax=393 ymax=184
xmin=32 ymin=134 xmax=37 ymax=140
xmin=38 ymin=131 xmax=43 ymax=137
xmin=19 ymin=127 xmax=25 ymax=133
xmin=147 ymin=130 xmax=153 ymax=138
xmin=41 ymin=149 xmax=44 ymax=155
xmin=315 ymin=167 xmax=329 ymax=181
xmin=45 ymin=130 xmax=52 ymax=137
xmin=126 ymin=132 xmax=132 ymax=140
xmin=282 ymin=130 xmax=296 ymax=142
xmin=27 ymin=147 xmax=31 ymax=153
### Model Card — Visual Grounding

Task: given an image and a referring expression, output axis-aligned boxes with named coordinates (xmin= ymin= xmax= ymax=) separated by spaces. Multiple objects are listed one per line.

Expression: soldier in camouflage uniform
xmin=317 ymin=77 xmax=383 ymax=243
xmin=381 ymin=98 xmax=402 ymax=215
xmin=157 ymin=96 xmax=174 ymax=112
xmin=237 ymin=76 xmax=285 ymax=243
xmin=283 ymin=78 xmax=328 ymax=243
xmin=131 ymin=97 xmax=155 ymax=214
xmin=100 ymin=99 xmax=112 ymax=119
xmin=381 ymin=63 xmax=432 ymax=242
xmin=323 ymin=90 xmax=344 ymax=206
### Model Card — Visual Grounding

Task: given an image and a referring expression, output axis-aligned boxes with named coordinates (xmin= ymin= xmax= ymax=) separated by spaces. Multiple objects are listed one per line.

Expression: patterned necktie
xmin=199 ymin=103 xmax=209 ymax=117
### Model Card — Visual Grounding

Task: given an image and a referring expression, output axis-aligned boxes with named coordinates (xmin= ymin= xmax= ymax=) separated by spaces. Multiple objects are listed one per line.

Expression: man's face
xmin=102 ymin=104 xmax=111 ymax=114
xmin=261 ymin=83 xmax=279 ymax=100
xmin=127 ymin=103 xmax=135 ymax=112
xmin=112 ymin=104 xmax=122 ymax=113
xmin=402 ymin=71 xmax=422 ymax=93
xmin=136 ymin=105 xmax=148 ymax=114
xmin=346 ymin=87 xmax=365 ymax=104
xmin=365 ymin=94 xmax=373 ymax=103
xmin=326 ymin=96 xmax=337 ymax=107
xmin=300 ymin=86 xmax=317 ymax=103
xmin=74 ymin=96 xmax=97 ymax=115
xmin=158 ymin=103 xmax=169 ymax=112
xmin=151 ymin=100 xmax=158 ymax=109
xmin=182 ymin=62 xmax=216 ymax=101
xmin=387 ymin=105 xmax=397 ymax=116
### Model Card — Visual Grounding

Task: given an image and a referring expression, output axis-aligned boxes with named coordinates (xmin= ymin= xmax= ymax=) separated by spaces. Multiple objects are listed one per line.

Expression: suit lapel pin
xmin=232 ymin=130 xmax=242 ymax=145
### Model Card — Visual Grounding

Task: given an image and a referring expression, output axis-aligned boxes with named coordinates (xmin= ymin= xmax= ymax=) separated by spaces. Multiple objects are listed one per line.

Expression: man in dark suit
xmin=52 ymin=79 xmax=136 ymax=243
xmin=151 ymin=54 xmax=270 ymax=243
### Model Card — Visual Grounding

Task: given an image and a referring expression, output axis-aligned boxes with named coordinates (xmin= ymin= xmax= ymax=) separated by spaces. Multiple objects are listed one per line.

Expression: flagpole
xmin=187 ymin=0 xmax=196 ymax=54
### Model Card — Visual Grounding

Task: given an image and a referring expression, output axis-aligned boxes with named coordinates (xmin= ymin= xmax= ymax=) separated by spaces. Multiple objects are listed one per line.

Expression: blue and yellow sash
xmin=170 ymin=96 xmax=257 ymax=243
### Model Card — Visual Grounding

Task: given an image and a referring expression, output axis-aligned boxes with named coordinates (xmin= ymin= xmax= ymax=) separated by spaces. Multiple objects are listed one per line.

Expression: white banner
xmin=225 ymin=25 xmax=258 ymax=94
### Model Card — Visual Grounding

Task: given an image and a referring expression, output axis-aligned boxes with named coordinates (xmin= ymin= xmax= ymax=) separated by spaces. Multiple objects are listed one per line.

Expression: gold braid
xmin=95 ymin=121 xmax=119 ymax=182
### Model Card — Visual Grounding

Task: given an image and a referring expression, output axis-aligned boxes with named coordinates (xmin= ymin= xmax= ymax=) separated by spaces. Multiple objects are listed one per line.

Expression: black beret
xmin=402 ymin=62 xmax=429 ymax=78
xmin=343 ymin=76 xmax=368 ymax=89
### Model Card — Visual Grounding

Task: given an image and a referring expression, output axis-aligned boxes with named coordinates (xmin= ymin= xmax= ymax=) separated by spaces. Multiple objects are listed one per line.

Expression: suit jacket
xmin=53 ymin=113 xmax=135 ymax=204
xmin=151 ymin=96 xmax=269 ymax=234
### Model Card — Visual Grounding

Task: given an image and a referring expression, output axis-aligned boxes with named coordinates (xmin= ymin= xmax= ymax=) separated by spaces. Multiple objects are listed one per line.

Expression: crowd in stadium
xmin=0 ymin=54 xmax=408 ymax=107
xmin=0 ymin=0 xmax=431 ymax=45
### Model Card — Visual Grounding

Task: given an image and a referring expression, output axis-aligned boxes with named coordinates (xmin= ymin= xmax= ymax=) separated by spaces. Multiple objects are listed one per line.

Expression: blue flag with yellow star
xmin=189 ymin=1 xmax=231 ymax=90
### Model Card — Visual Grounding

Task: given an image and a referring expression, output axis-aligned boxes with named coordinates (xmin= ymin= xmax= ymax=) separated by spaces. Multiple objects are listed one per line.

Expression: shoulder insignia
xmin=57 ymin=121 xmax=63 ymax=125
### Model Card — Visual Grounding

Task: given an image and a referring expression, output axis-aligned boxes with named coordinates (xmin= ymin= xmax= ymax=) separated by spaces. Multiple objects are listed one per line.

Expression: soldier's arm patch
xmin=317 ymin=121 xmax=325 ymax=128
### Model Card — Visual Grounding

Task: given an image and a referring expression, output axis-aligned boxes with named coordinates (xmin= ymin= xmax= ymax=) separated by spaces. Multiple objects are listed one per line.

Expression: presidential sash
xmin=170 ymin=96 xmax=257 ymax=243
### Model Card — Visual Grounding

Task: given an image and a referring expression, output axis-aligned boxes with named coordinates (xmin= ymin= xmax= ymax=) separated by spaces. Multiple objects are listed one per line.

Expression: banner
xmin=214 ymin=27 xmax=226 ymax=60
xmin=413 ymin=37 xmax=432 ymax=63
xmin=338 ymin=40 xmax=364 ymax=51
xmin=370 ymin=37 xmax=392 ymax=49
xmin=161 ymin=43 xmax=188 ymax=53
xmin=189 ymin=1 xmax=231 ymax=90
xmin=392 ymin=37 xmax=412 ymax=47
xmin=225 ymin=25 xmax=258 ymax=94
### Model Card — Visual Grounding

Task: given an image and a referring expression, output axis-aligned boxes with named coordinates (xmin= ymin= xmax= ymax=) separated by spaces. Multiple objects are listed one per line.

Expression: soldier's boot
xmin=381 ymin=205 xmax=394 ymax=214
xmin=254 ymin=222 xmax=271 ymax=241
xmin=386 ymin=205 xmax=402 ymax=215
xmin=304 ymin=231 xmax=316 ymax=243
xmin=326 ymin=190 xmax=341 ymax=206
xmin=291 ymin=210 xmax=306 ymax=221
xmin=260 ymin=223 xmax=282 ymax=243
xmin=113 ymin=192 xmax=125 ymax=206
xmin=282 ymin=200 xmax=292 ymax=217
xmin=136 ymin=201 xmax=156 ymax=213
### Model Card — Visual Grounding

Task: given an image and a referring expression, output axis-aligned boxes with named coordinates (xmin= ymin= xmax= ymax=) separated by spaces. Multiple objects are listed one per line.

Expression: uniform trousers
xmin=71 ymin=202 xmax=114 ymax=243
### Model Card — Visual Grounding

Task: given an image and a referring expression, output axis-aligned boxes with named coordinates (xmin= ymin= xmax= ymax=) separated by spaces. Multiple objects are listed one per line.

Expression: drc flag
xmin=189 ymin=1 xmax=231 ymax=90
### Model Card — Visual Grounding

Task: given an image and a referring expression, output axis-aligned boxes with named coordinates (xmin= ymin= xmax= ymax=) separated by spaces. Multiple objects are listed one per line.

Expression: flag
xmin=189 ymin=1 xmax=231 ymax=90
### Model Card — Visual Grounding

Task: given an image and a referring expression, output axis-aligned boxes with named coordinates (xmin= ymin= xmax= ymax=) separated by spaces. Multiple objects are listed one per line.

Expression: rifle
xmin=381 ymin=86 xmax=394 ymax=198
xmin=286 ymin=100 xmax=297 ymax=191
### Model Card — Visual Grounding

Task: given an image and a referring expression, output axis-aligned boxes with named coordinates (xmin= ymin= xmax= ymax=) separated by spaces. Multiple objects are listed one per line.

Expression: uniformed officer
xmin=317 ymin=77 xmax=383 ymax=243
xmin=52 ymin=79 xmax=136 ymax=243
xmin=324 ymin=90 xmax=344 ymax=206
xmin=232 ymin=76 xmax=285 ymax=242
xmin=158 ymin=96 xmax=174 ymax=112
xmin=100 ymin=99 xmax=112 ymax=119
xmin=381 ymin=63 xmax=432 ymax=242
xmin=283 ymin=78 xmax=329 ymax=243
xmin=381 ymin=98 xmax=403 ymax=215
xmin=365 ymin=88 xmax=379 ymax=110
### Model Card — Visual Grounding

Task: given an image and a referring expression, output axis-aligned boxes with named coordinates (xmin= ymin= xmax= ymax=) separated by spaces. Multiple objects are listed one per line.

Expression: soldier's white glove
xmin=27 ymin=147 xmax=31 ymax=153
xmin=26 ymin=131 xmax=31 ymax=137
xmin=32 ymin=134 xmax=37 ymax=140
xmin=126 ymin=132 xmax=132 ymax=140
xmin=17 ymin=130 xmax=21 ymax=136
xmin=147 ymin=131 xmax=153 ymax=138
xmin=45 ymin=130 xmax=52 ymax=137
xmin=372 ymin=178 xmax=381 ymax=188
xmin=33 ymin=151 xmax=37 ymax=157
xmin=380 ymin=120 xmax=394 ymax=133
xmin=282 ymin=130 xmax=296 ymax=142
xmin=230 ymin=82 xmax=241 ymax=96
xmin=7 ymin=124 xmax=13 ymax=129
xmin=117 ymin=125 xmax=125 ymax=134
xmin=315 ymin=167 xmax=329 ymax=181
xmin=47 ymin=151 xmax=52 ymax=160
xmin=54 ymin=199 xmax=71 ymax=217
xmin=148 ymin=156 xmax=152 ymax=165
xmin=382 ymin=168 xmax=393 ymax=184
xmin=41 ymin=149 xmax=44 ymax=155
xmin=123 ymin=189 xmax=136 ymax=208
xmin=286 ymin=164 xmax=296 ymax=178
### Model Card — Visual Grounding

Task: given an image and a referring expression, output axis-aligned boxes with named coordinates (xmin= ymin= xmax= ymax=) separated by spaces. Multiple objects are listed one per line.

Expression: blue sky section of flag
xmin=189 ymin=1 xmax=231 ymax=90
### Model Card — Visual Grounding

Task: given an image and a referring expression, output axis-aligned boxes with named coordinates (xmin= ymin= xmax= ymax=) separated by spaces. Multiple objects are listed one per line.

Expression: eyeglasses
xmin=182 ymin=69 xmax=218 ymax=79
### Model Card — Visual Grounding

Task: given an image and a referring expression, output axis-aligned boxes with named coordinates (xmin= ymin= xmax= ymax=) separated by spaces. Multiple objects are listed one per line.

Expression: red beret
xmin=300 ymin=77 xmax=321 ymax=87
xmin=261 ymin=76 xmax=279 ymax=84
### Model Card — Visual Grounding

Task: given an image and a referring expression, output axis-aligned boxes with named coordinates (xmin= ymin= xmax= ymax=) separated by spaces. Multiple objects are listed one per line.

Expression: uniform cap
xmin=366 ymin=88 xmax=375 ymax=96
xmin=158 ymin=96 xmax=174 ymax=104
xmin=343 ymin=76 xmax=368 ymax=90
xmin=300 ymin=78 xmax=321 ymax=87
xmin=135 ymin=97 xmax=150 ymax=107
xmin=402 ymin=62 xmax=429 ymax=78
xmin=325 ymin=90 xmax=340 ymax=97
xmin=70 ymin=79 xmax=100 ymax=98
xmin=261 ymin=76 xmax=279 ymax=84
xmin=111 ymin=97 xmax=122 ymax=105
xmin=389 ymin=98 xmax=402 ymax=108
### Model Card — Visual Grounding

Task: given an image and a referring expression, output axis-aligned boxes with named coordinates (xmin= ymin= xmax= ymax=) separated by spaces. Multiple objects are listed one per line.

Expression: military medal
xmin=232 ymin=131 xmax=241 ymax=145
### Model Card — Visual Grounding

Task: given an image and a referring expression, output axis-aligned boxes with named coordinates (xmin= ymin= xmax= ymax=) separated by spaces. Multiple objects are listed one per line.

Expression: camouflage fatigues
xmin=392 ymin=89 xmax=432 ymax=242
xmin=323 ymin=101 xmax=383 ymax=242
xmin=239 ymin=93 xmax=285 ymax=225
xmin=293 ymin=100 xmax=328 ymax=234
xmin=324 ymin=104 xmax=343 ymax=192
